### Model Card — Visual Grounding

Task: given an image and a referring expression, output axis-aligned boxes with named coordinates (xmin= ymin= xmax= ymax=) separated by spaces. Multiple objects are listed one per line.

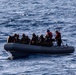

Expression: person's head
xmin=40 ymin=35 xmax=43 ymax=38
xmin=22 ymin=34 xmax=25 ymax=38
xmin=47 ymin=29 xmax=50 ymax=32
xmin=56 ymin=30 xmax=59 ymax=33
xmin=32 ymin=33 xmax=36 ymax=37
xmin=14 ymin=33 xmax=17 ymax=37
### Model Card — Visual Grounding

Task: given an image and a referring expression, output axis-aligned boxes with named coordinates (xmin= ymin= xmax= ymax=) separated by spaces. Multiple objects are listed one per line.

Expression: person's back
xmin=7 ymin=36 xmax=12 ymax=43
xmin=30 ymin=33 xmax=36 ymax=45
xmin=55 ymin=31 xmax=61 ymax=40
xmin=45 ymin=29 xmax=53 ymax=46
xmin=20 ymin=34 xmax=26 ymax=44
xmin=39 ymin=35 xmax=44 ymax=46
xmin=25 ymin=36 xmax=30 ymax=44
xmin=44 ymin=35 xmax=52 ymax=46
xmin=15 ymin=34 xmax=20 ymax=43
xmin=55 ymin=31 xmax=62 ymax=46
xmin=14 ymin=34 xmax=20 ymax=43
xmin=46 ymin=29 xmax=53 ymax=39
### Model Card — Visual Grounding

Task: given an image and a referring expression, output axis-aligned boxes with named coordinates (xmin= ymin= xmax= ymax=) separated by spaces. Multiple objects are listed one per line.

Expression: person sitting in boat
xmin=20 ymin=34 xmax=26 ymax=44
xmin=7 ymin=34 xmax=19 ymax=43
xmin=55 ymin=30 xmax=62 ymax=46
xmin=44 ymin=34 xmax=53 ymax=46
xmin=36 ymin=35 xmax=39 ymax=45
xmin=30 ymin=33 xmax=38 ymax=45
xmin=45 ymin=29 xmax=53 ymax=46
xmin=7 ymin=36 xmax=13 ymax=43
xmin=46 ymin=29 xmax=53 ymax=39
xmin=14 ymin=34 xmax=20 ymax=43
xmin=39 ymin=34 xmax=44 ymax=46
xmin=25 ymin=35 xmax=30 ymax=44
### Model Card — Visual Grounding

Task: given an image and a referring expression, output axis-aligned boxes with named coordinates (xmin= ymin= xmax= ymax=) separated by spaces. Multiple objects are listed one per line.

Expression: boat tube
xmin=4 ymin=43 xmax=75 ymax=59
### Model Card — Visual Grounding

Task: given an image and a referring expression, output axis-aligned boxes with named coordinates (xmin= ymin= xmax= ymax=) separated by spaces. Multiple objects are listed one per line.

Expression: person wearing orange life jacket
xmin=55 ymin=30 xmax=62 ymax=46
xmin=47 ymin=29 xmax=53 ymax=39
xmin=46 ymin=29 xmax=53 ymax=46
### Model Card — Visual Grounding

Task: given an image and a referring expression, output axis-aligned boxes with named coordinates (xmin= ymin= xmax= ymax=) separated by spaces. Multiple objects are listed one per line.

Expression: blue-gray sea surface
xmin=0 ymin=0 xmax=76 ymax=75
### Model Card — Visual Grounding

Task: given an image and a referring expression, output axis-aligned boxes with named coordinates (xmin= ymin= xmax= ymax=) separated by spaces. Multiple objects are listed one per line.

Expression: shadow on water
xmin=0 ymin=53 xmax=72 ymax=61
xmin=4 ymin=53 xmax=74 ymax=60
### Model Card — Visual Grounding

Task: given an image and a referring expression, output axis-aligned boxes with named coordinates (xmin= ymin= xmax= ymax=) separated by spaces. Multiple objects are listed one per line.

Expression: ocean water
xmin=0 ymin=0 xmax=76 ymax=75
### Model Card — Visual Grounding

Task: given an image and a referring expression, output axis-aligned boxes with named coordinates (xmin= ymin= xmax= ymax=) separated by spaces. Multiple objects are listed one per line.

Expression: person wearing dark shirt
xmin=30 ymin=33 xmax=38 ymax=45
xmin=39 ymin=34 xmax=44 ymax=46
xmin=7 ymin=36 xmax=13 ymax=43
xmin=14 ymin=34 xmax=20 ymax=43
xmin=20 ymin=34 xmax=26 ymax=44
xmin=25 ymin=35 xmax=30 ymax=44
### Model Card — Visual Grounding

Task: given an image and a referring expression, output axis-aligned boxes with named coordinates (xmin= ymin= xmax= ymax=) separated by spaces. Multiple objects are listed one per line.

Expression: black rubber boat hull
xmin=4 ymin=43 xmax=75 ymax=58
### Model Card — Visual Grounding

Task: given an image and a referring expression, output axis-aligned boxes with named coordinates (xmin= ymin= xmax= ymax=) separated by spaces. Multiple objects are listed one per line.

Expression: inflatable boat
xmin=4 ymin=43 xmax=75 ymax=59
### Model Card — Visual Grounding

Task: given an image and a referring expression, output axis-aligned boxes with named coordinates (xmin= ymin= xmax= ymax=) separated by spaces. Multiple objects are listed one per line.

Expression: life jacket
xmin=55 ymin=32 xmax=61 ymax=40
xmin=47 ymin=32 xmax=52 ymax=39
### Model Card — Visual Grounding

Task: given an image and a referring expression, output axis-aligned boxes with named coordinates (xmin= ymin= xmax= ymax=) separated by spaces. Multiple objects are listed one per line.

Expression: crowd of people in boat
xmin=7 ymin=30 xmax=62 ymax=46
